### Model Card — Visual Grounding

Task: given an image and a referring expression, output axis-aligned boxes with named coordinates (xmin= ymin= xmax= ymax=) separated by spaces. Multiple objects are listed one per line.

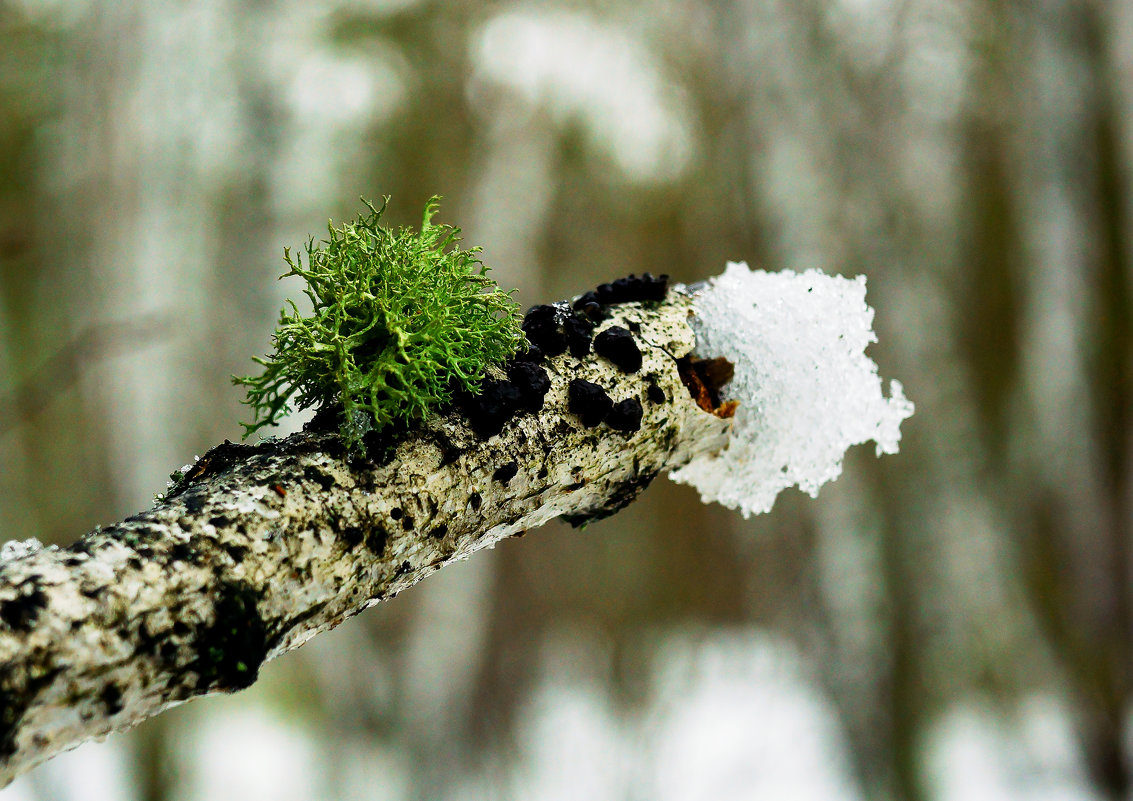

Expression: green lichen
xmin=235 ymin=197 xmax=523 ymax=447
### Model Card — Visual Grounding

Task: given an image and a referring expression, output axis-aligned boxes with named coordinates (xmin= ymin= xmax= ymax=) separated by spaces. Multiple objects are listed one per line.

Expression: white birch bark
xmin=0 ymin=287 xmax=731 ymax=786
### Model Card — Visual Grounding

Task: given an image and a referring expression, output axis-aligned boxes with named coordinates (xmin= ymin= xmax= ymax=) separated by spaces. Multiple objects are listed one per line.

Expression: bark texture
xmin=0 ymin=288 xmax=731 ymax=786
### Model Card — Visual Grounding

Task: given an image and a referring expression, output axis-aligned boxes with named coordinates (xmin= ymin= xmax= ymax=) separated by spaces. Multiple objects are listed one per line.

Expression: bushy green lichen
xmin=235 ymin=197 xmax=523 ymax=447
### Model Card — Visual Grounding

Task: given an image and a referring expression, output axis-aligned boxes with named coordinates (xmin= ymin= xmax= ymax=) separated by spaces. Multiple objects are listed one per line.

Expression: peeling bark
xmin=0 ymin=288 xmax=731 ymax=786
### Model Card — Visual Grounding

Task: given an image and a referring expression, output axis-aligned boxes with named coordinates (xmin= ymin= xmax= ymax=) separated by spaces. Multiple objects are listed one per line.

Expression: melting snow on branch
xmin=670 ymin=262 xmax=915 ymax=517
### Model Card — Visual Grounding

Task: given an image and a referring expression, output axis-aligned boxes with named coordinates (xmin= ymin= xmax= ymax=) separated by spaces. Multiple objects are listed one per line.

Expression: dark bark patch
xmin=0 ymin=664 xmax=58 ymax=759
xmin=182 ymin=492 xmax=207 ymax=515
xmin=365 ymin=527 xmax=388 ymax=555
xmin=493 ymin=461 xmax=519 ymax=485
xmin=166 ymin=440 xmax=257 ymax=498
xmin=302 ymin=465 xmax=336 ymax=491
xmin=430 ymin=524 xmax=448 ymax=539
xmin=401 ymin=516 xmax=414 ymax=532
xmin=305 ymin=402 xmax=342 ymax=433
xmin=341 ymin=526 xmax=364 ymax=549
xmin=433 ymin=430 xmax=463 ymax=467
xmin=607 ymin=398 xmax=644 ymax=433
xmin=469 ymin=492 xmax=482 ymax=511
xmin=170 ymin=541 xmax=197 ymax=564
xmin=563 ymin=466 xmax=661 ymax=527
xmin=191 ymin=580 xmax=267 ymax=692
xmin=362 ymin=428 xmax=403 ymax=466
xmin=0 ymin=583 xmax=47 ymax=631
xmin=208 ymin=515 xmax=234 ymax=529
xmin=101 ymin=684 xmax=123 ymax=716
xmin=594 ymin=326 xmax=642 ymax=373
xmin=222 ymin=543 xmax=248 ymax=564
xmin=66 ymin=539 xmax=95 ymax=556
xmin=568 ymin=379 xmax=613 ymax=428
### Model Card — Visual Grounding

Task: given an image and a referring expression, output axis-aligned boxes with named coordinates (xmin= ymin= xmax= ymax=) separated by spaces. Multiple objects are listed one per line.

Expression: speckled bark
xmin=0 ymin=289 xmax=730 ymax=786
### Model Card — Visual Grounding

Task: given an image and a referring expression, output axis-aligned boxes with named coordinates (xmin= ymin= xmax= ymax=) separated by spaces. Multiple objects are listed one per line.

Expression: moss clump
xmin=235 ymin=197 xmax=523 ymax=447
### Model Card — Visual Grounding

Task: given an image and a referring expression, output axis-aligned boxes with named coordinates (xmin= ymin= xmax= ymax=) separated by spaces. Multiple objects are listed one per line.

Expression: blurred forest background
xmin=0 ymin=0 xmax=1130 ymax=799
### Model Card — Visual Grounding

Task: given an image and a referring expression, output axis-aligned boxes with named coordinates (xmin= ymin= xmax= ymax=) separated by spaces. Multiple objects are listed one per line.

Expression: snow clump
xmin=669 ymin=262 xmax=914 ymax=517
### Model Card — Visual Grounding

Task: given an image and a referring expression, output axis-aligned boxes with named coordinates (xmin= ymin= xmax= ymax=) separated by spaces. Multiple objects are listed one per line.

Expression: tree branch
xmin=0 ymin=288 xmax=730 ymax=786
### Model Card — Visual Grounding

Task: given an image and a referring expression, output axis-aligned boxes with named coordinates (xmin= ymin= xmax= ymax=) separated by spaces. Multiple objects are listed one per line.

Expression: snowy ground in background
xmin=0 ymin=631 xmax=1100 ymax=801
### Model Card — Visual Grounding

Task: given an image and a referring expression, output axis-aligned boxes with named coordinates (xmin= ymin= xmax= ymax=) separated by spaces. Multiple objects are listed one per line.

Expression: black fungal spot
xmin=563 ymin=314 xmax=594 ymax=358
xmin=208 ymin=515 xmax=234 ymax=529
xmin=493 ymin=461 xmax=519 ymax=485
xmin=513 ymin=343 xmax=545 ymax=363
xmin=190 ymin=580 xmax=267 ymax=692
xmin=401 ymin=516 xmax=414 ymax=532
xmin=101 ymin=684 xmax=123 ymax=716
xmin=568 ymin=379 xmax=613 ymax=428
xmin=572 ymin=290 xmax=607 ymax=322
xmin=607 ymin=398 xmax=644 ymax=433
xmin=303 ymin=465 xmax=335 ymax=491
xmin=646 ymin=381 xmax=666 ymax=405
xmin=538 ymin=467 xmax=549 ymax=479
xmin=390 ymin=507 xmax=403 ymax=520
xmin=430 ymin=524 xmax=448 ymax=539
xmin=507 ymin=361 xmax=551 ymax=413
xmin=594 ymin=273 xmax=668 ymax=305
xmin=396 ymin=561 xmax=412 ymax=577
xmin=469 ymin=492 xmax=482 ymax=511
xmin=461 ymin=379 xmax=524 ymax=438
xmin=593 ymin=326 xmax=642 ymax=373
xmin=0 ymin=583 xmax=47 ymax=631
xmin=522 ymin=304 xmax=568 ymax=356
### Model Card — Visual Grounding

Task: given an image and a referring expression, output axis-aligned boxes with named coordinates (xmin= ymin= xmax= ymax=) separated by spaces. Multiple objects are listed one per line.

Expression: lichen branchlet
xmin=235 ymin=197 xmax=524 ymax=448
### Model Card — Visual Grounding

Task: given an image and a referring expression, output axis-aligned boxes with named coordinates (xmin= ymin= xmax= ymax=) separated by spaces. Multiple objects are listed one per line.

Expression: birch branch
xmin=0 ymin=288 xmax=730 ymax=786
